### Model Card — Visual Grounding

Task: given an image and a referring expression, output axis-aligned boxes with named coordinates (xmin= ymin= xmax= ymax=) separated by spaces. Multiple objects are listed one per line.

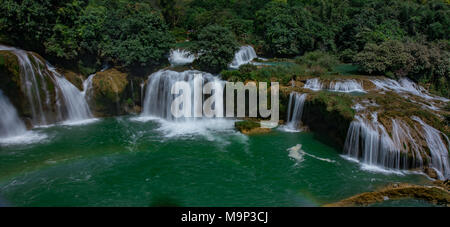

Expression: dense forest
xmin=1 ymin=0 xmax=449 ymax=97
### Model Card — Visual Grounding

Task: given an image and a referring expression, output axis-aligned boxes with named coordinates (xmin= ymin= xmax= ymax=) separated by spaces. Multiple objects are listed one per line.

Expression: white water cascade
xmin=344 ymin=110 xmax=449 ymax=179
xmin=168 ymin=49 xmax=196 ymax=66
xmin=0 ymin=45 xmax=52 ymax=125
xmin=304 ymin=78 xmax=323 ymax=91
xmin=47 ymin=66 xmax=93 ymax=124
xmin=344 ymin=113 xmax=405 ymax=170
xmin=82 ymin=74 xmax=95 ymax=102
xmin=229 ymin=46 xmax=258 ymax=69
xmin=329 ymin=80 xmax=365 ymax=93
xmin=141 ymin=70 xmax=224 ymax=121
xmin=304 ymin=78 xmax=365 ymax=93
xmin=412 ymin=116 xmax=450 ymax=179
xmin=371 ymin=78 xmax=448 ymax=102
xmin=285 ymin=93 xmax=307 ymax=130
xmin=0 ymin=90 xmax=27 ymax=138
xmin=0 ymin=45 xmax=94 ymax=126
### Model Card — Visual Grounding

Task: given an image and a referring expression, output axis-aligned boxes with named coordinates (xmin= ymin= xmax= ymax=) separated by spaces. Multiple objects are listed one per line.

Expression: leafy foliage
xmin=190 ymin=25 xmax=239 ymax=73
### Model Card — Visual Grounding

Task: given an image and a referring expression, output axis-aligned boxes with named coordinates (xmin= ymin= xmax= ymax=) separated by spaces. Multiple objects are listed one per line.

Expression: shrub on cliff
xmin=100 ymin=2 xmax=174 ymax=67
xmin=190 ymin=25 xmax=239 ymax=73
xmin=295 ymin=51 xmax=340 ymax=72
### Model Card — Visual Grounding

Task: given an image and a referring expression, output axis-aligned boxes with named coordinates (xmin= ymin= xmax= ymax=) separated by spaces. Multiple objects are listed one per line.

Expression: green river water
xmin=0 ymin=116 xmax=433 ymax=207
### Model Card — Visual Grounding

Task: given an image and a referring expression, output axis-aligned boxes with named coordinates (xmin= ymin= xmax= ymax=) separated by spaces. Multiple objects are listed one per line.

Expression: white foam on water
xmin=340 ymin=155 xmax=406 ymax=175
xmin=130 ymin=116 xmax=161 ymax=123
xmin=156 ymin=118 xmax=235 ymax=140
xmin=360 ymin=163 xmax=406 ymax=175
xmin=59 ymin=118 xmax=99 ymax=126
xmin=0 ymin=131 xmax=48 ymax=146
xmin=288 ymin=144 xmax=336 ymax=163
xmin=278 ymin=126 xmax=302 ymax=133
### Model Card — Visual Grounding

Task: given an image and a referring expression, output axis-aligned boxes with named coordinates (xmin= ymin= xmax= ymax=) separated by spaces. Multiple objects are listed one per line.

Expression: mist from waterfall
xmin=0 ymin=89 xmax=47 ymax=145
xmin=168 ymin=49 xmax=196 ymax=66
xmin=0 ymin=90 xmax=27 ymax=138
xmin=229 ymin=46 xmax=258 ymax=69
xmin=285 ymin=92 xmax=307 ymax=131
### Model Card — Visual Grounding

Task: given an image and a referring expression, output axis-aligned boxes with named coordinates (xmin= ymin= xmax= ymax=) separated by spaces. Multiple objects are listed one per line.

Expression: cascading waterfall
xmin=304 ymin=78 xmax=323 ymax=91
xmin=229 ymin=46 xmax=258 ymax=69
xmin=168 ymin=49 xmax=196 ymax=66
xmin=140 ymin=81 xmax=145 ymax=105
xmin=285 ymin=92 xmax=307 ymax=130
xmin=412 ymin=116 xmax=450 ymax=179
xmin=391 ymin=119 xmax=424 ymax=169
xmin=0 ymin=45 xmax=51 ymax=125
xmin=141 ymin=70 xmax=224 ymax=121
xmin=48 ymin=66 xmax=93 ymax=123
xmin=344 ymin=108 xmax=449 ymax=179
xmin=0 ymin=90 xmax=27 ymax=138
xmin=304 ymin=78 xmax=365 ymax=93
xmin=371 ymin=78 xmax=448 ymax=102
xmin=329 ymin=80 xmax=365 ymax=93
xmin=0 ymin=45 xmax=95 ymax=126
xmin=82 ymin=74 xmax=95 ymax=102
xmin=344 ymin=113 xmax=405 ymax=170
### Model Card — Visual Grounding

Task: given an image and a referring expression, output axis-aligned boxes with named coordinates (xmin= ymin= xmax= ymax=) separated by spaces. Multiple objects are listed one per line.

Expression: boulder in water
xmin=92 ymin=68 xmax=129 ymax=116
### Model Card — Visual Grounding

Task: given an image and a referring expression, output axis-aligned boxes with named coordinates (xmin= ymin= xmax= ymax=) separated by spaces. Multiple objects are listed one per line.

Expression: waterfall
xmin=0 ymin=90 xmax=27 ymax=138
xmin=141 ymin=70 xmax=224 ymax=121
xmin=168 ymin=49 xmax=196 ymax=66
xmin=140 ymin=81 xmax=145 ymax=105
xmin=344 ymin=111 xmax=450 ymax=179
xmin=344 ymin=113 xmax=404 ymax=170
xmin=285 ymin=93 xmax=307 ymax=130
xmin=82 ymin=74 xmax=95 ymax=102
xmin=304 ymin=78 xmax=365 ymax=93
xmin=1 ymin=45 xmax=94 ymax=126
xmin=391 ymin=119 xmax=424 ymax=169
xmin=412 ymin=116 xmax=450 ymax=179
xmin=329 ymin=80 xmax=365 ymax=93
xmin=371 ymin=78 xmax=449 ymax=102
xmin=53 ymin=76 xmax=93 ymax=123
xmin=48 ymin=66 xmax=93 ymax=123
xmin=229 ymin=46 xmax=258 ymax=69
xmin=0 ymin=45 xmax=51 ymax=125
xmin=304 ymin=78 xmax=323 ymax=91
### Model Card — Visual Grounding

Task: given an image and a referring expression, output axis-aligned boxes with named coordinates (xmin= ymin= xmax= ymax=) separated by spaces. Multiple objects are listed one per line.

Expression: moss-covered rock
xmin=324 ymin=183 xmax=450 ymax=207
xmin=0 ymin=51 xmax=23 ymax=113
xmin=235 ymin=120 xmax=271 ymax=135
xmin=1 ymin=50 xmax=55 ymax=121
xmin=58 ymin=69 xmax=84 ymax=90
xmin=302 ymin=91 xmax=355 ymax=149
xmin=91 ymin=68 xmax=129 ymax=116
